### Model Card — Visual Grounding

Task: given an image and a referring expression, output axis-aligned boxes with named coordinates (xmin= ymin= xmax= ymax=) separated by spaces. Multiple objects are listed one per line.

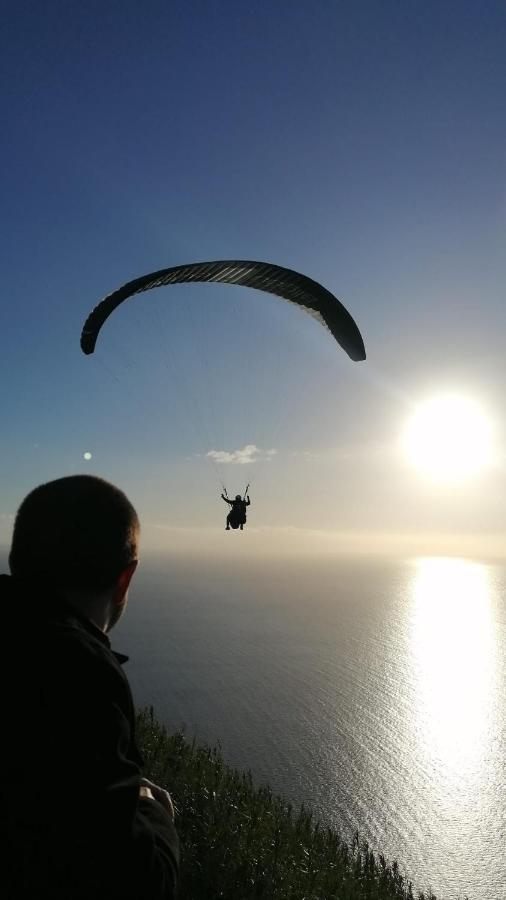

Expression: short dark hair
xmin=9 ymin=475 xmax=139 ymax=591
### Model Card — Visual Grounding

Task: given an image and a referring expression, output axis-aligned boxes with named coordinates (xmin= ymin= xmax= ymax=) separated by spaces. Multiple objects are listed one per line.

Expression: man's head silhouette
xmin=9 ymin=474 xmax=139 ymax=631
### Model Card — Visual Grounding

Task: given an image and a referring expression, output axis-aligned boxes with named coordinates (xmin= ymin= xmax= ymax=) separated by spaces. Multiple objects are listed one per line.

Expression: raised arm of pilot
xmin=221 ymin=494 xmax=232 ymax=504
xmin=245 ymin=496 xmax=250 ymax=505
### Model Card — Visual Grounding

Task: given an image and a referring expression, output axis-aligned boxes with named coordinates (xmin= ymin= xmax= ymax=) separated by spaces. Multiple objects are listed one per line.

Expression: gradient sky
xmin=2 ymin=1 xmax=506 ymax=557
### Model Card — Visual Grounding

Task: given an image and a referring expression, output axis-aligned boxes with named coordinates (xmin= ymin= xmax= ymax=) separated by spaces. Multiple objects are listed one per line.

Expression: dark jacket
xmin=0 ymin=574 xmax=179 ymax=899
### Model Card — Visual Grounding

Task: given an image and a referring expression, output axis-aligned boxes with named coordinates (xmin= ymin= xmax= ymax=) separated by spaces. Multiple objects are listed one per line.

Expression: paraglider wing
xmin=80 ymin=260 xmax=366 ymax=361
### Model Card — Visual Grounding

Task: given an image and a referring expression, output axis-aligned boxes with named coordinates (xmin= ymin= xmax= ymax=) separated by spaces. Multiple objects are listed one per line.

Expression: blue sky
xmin=2 ymin=1 xmax=506 ymax=554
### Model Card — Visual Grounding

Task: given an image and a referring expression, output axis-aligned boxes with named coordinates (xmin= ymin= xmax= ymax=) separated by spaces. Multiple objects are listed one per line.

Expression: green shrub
xmin=137 ymin=707 xmax=446 ymax=900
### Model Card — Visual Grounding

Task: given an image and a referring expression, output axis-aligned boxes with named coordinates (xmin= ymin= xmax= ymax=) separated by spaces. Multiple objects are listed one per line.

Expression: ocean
xmin=114 ymin=553 xmax=506 ymax=900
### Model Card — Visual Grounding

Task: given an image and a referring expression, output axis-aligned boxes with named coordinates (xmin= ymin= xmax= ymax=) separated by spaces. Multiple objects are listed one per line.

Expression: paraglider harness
xmin=222 ymin=484 xmax=250 ymax=530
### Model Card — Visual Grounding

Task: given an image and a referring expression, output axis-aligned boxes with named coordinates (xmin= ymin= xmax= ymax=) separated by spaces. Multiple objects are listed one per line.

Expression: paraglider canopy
xmin=80 ymin=259 xmax=366 ymax=362
xmin=79 ymin=259 xmax=366 ymax=511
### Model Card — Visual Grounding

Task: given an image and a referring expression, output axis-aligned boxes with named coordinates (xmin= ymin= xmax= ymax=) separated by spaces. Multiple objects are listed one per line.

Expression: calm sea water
xmin=1 ymin=546 xmax=501 ymax=899
xmin=114 ymin=553 xmax=506 ymax=900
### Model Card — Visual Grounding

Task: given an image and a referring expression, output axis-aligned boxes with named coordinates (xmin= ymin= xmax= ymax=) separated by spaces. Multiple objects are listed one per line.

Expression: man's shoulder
xmin=49 ymin=615 xmax=116 ymax=667
xmin=38 ymin=618 xmax=133 ymax=724
xmin=46 ymin=610 xmax=126 ymax=678
xmin=0 ymin=574 xmax=125 ymax=686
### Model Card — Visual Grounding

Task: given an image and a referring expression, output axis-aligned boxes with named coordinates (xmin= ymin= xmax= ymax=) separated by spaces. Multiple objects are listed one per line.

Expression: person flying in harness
xmin=221 ymin=491 xmax=251 ymax=530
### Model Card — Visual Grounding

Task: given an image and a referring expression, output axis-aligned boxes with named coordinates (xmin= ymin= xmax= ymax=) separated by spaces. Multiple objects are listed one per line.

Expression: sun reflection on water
xmin=411 ymin=557 xmax=495 ymax=774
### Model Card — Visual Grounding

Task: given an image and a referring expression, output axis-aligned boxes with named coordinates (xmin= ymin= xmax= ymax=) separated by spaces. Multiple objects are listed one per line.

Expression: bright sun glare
xmin=402 ymin=394 xmax=495 ymax=483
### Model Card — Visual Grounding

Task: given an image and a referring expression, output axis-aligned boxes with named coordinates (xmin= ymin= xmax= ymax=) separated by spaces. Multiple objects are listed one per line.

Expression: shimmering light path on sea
xmin=117 ymin=556 xmax=506 ymax=900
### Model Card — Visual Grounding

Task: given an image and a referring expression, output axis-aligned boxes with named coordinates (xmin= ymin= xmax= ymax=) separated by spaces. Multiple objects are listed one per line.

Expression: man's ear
xmin=113 ymin=560 xmax=138 ymax=605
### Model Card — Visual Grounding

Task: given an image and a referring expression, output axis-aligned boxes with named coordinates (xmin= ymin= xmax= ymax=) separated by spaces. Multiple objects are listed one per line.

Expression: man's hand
xmin=139 ymin=777 xmax=175 ymax=821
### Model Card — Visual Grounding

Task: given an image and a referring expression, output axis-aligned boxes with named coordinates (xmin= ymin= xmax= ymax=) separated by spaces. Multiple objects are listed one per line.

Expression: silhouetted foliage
xmin=137 ymin=708 xmax=449 ymax=900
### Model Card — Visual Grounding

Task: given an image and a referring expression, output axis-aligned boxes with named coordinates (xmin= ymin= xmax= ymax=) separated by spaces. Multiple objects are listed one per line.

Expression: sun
xmin=402 ymin=394 xmax=495 ymax=483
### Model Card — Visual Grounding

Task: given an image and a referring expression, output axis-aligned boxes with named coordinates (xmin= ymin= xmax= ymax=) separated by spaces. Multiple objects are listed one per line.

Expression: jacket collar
xmin=64 ymin=601 xmax=130 ymax=665
xmin=0 ymin=574 xmax=130 ymax=665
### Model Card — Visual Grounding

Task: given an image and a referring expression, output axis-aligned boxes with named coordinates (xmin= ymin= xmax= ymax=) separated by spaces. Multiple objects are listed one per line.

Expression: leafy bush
xmin=137 ymin=707 xmax=447 ymax=900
